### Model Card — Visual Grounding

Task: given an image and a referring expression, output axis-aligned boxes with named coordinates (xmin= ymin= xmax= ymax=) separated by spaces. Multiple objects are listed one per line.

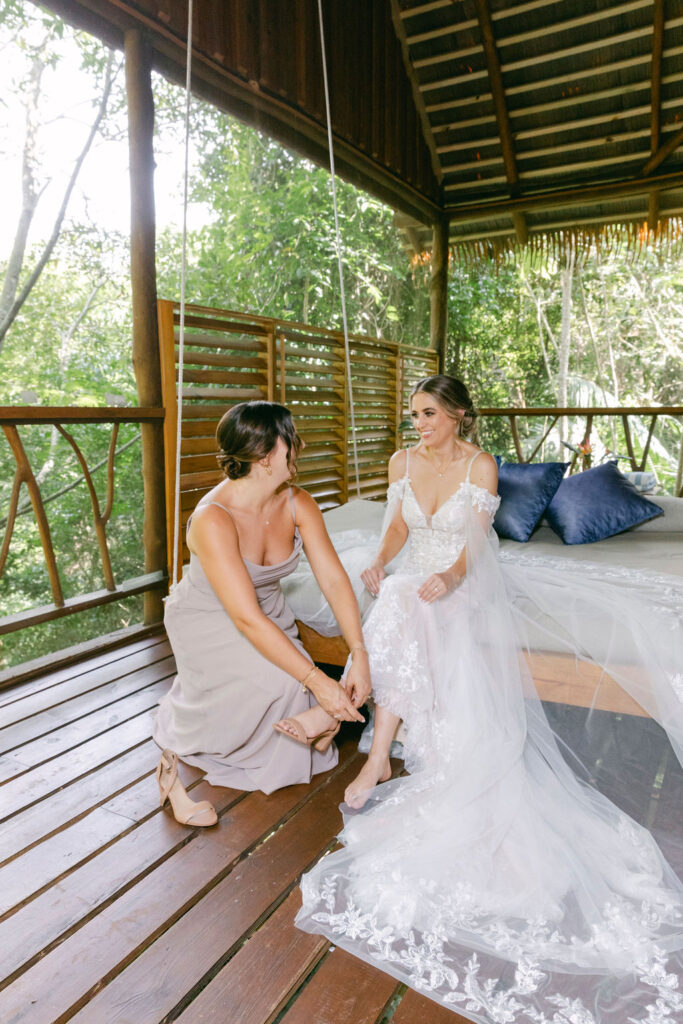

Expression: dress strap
xmin=465 ymin=450 xmax=483 ymax=483
xmin=406 ymin=447 xmax=410 ymax=476
xmin=287 ymin=487 xmax=297 ymax=525
xmin=202 ymin=500 xmax=235 ymax=518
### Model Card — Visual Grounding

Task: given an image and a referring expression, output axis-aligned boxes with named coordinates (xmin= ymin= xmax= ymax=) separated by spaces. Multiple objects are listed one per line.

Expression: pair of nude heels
xmin=273 ymin=717 xmax=340 ymax=753
xmin=156 ymin=749 xmax=218 ymax=827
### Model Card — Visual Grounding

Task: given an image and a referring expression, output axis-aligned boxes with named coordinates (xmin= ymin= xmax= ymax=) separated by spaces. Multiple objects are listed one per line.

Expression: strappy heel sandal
xmin=156 ymin=749 xmax=218 ymax=827
xmin=273 ymin=718 xmax=341 ymax=753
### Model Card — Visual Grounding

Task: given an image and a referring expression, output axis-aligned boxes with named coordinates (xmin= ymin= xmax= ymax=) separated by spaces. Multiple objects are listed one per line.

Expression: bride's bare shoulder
xmin=468 ymin=449 xmax=498 ymax=490
xmin=388 ymin=447 xmax=412 ymax=482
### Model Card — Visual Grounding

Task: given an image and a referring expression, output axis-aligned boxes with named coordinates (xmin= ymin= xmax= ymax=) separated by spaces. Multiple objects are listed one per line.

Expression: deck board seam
xmin=0 ymin=746 xmax=361 ymax=996
xmin=0 ymin=645 xmax=174 ymax=730
xmin=0 ymin=680 xmax=174 ymax=790
xmin=0 ymin=659 xmax=176 ymax=755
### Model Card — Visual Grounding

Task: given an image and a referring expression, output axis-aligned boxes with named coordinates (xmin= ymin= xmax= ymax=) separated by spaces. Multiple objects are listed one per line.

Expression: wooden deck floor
xmin=0 ymin=631 xmax=466 ymax=1024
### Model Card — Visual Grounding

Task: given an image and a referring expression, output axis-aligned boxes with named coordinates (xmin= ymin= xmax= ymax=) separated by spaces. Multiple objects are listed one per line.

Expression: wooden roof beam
xmin=414 ymin=0 xmax=652 ymax=66
xmin=648 ymin=0 xmax=665 ymax=229
xmin=642 ymin=123 xmax=683 ymax=176
xmin=390 ymin=0 xmax=444 ymax=185
xmin=438 ymin=95 xmax=683 ymax=156
xmin=421 ymin=16 xmax=683 ymax=93
xmin=425 ymin=44 xmax=683 ymax=113
xmin=443 ymin=168 xmax=683 ymax=219
xmin=474 ymin=0 xmax=527 ymax=243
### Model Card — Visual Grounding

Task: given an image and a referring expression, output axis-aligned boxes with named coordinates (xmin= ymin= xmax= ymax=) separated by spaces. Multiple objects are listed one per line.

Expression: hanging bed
xmin=284 ymin=490 xmax=683 ymax=719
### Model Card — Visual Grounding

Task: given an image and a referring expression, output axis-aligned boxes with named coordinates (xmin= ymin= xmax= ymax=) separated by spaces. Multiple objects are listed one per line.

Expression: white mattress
xmin=283 ymin=497 xmax=683 ymax=641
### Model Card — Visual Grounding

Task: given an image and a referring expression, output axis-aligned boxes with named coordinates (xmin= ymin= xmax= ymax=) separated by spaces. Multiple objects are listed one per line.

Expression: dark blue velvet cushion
xmin=545 ymin=461 xmax=663 ymax=544
xmin=493 ymin=459 xmax=569 ymax=542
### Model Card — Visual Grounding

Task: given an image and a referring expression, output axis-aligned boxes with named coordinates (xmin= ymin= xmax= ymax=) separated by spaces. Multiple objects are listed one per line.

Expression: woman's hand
xmin=361 ymin=560 xmax=386 ymax=597
xmin=418 ymin=570 xmax=460 ymax=604
xmin=311 ymin=671 xmax=366 ymax=723
xmin=343 ymin=649 xmax=372 ymax=708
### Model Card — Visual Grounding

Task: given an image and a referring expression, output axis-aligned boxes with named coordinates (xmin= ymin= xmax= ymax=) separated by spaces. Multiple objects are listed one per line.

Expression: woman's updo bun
xmin=410 ymin=375 xmax=479 ymax=442
xmin=216 ymin=401 xmax=302 ymax=479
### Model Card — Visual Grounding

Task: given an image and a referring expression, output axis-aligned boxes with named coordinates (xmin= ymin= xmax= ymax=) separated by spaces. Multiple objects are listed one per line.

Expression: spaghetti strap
xmin=187 ymin=500 xmax=234 ymax=532
xmin=465 ymin=450 xmax=483 ymax=483
xmin=406 ymin=447 xmax=410 ymax=476
xmin=287 ymin=488 xmax=297 ymax=525
xmin=203 ymin=500 xmax=235 ymax=518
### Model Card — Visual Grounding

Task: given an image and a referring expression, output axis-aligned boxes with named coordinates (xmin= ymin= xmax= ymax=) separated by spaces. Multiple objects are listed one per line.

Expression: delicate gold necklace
xmin=423 ymin=444 xmax=458 ymax=478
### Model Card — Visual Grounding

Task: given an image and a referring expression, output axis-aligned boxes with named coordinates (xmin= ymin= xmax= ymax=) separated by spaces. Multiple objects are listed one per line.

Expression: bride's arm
xmin=360 ymin=450 xmax=409 ymax=596
xmin=418 ymin=452 xmax=498 ymax=605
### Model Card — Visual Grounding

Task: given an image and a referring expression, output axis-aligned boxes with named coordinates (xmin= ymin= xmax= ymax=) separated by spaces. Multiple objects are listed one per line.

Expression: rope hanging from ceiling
xmin=170 ymin=0 xmax=362 ymax=586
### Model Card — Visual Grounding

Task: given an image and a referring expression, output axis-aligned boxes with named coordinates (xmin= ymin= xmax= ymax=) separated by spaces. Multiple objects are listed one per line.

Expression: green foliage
xmin=0 ymin=7 xmax=681 ymax=673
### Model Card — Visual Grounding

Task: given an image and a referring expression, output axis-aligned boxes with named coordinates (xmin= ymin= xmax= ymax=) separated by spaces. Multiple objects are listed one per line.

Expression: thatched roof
xmin=44 ymin=0 xmax=683 ymax=255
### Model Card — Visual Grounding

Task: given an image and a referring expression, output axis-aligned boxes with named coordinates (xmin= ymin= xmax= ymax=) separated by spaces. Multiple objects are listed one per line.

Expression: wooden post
xmin=429 ymin=216 xmax=449 ymax=370
xmin=125 ymin=29 xmax=166 ymax=623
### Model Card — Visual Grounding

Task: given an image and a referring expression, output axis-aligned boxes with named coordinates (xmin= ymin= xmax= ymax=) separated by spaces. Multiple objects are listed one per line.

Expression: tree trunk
xmin=0 ymin=54 xmax=116 ymax=351
xmin=557 ymin=249 xmax=575 ymax=443
xmin=0 ymin=53 xmax=44 ymax=333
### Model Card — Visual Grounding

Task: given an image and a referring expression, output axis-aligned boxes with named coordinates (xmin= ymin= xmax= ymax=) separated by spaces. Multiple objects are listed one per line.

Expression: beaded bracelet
xmin=300 ymin=664 xmax=318 ymax=693
xmin=350 ymin=642 xmax=367 ymax=657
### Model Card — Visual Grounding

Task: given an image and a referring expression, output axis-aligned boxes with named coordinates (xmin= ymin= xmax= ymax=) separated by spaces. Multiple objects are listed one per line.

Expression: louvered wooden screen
xmin=158 ymin=301 xmax=438 ymax=572
xmin=398 ymin=346 xmax=441 ymax=446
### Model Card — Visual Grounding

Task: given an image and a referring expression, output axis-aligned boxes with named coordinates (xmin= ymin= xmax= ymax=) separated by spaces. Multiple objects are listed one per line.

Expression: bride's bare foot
xmin=344 ymin=754 xmax=392 ymax=809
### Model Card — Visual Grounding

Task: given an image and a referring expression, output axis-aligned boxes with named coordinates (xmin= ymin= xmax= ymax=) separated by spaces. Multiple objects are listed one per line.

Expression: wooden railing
xmin=475 ymin=405 xmax=683 ymax=493
xmin=0 ymin=407 xmax=166 ymax=636
xmin=158 ymin=301 xmax=439 ymax=572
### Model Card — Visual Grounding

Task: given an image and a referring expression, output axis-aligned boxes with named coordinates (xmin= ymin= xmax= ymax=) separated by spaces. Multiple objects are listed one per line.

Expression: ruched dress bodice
xmin=184 ymin=516 xmax=303 ymax=642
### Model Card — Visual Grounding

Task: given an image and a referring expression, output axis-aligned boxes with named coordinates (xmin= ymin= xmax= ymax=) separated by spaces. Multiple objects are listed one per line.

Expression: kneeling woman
xmin=153 ymin=401 xmax=370 ymax=824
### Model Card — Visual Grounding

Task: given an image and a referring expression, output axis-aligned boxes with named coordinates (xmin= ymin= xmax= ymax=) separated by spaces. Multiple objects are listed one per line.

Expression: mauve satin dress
xmin=153 ymin=490 xmax=338 ymax=793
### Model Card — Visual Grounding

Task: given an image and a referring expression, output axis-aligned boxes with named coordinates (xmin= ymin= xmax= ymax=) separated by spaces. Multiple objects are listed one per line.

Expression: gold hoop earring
xmin=264 ymin=462 xmax=272 ymax=476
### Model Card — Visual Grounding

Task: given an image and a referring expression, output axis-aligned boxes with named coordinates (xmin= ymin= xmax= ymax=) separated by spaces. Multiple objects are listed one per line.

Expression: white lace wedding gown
xmin=295 ymin=453 xmax=683 ymax=1023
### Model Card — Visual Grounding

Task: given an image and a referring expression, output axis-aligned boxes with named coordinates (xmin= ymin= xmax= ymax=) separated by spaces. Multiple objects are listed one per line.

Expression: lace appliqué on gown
xmin=296 ymin=472 xmax=683 ymax=1023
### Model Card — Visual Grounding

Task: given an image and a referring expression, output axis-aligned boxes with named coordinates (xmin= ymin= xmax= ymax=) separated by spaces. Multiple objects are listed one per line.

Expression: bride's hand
xmin=361 ymin=560 xmax=386 ymax=596
xmin=310 ymin=671 xmax=366 ymax=723
xmin=418 ymin=571 xmax=458 ymax=604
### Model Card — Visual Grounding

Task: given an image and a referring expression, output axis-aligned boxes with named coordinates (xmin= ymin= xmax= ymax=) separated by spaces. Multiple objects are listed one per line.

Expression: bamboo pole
xmin=429 ymin=216 xmax=449 ymax=368
xmin=125 ymin=29 xmax=166 ymax=623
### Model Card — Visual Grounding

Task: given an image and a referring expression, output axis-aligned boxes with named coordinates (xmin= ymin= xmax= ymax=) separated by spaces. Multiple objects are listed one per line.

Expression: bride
xmin=294 ymin=375 xmax=683 ymax=1023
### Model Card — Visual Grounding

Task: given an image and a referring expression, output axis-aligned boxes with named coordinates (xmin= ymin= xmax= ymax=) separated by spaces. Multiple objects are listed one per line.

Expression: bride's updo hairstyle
xmin=216 ymin=401 xmax=302 ymax=480
xmin=411 ymin=375 xmax=479 ymax=441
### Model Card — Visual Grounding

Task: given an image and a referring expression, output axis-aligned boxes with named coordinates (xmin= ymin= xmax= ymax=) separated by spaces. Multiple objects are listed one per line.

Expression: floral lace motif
xmin=302 ymin=873 xmax=682 ymax=1024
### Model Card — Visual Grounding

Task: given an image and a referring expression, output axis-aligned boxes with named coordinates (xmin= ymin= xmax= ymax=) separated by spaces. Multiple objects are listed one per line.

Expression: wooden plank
xmin=0 ymin=633 xmax=168 ymax=708
xmin=0 ymin=656 xmax=176 ymax=753
xmin=0 ymin=738 xmax=160 ymax=863
xmin=0 ymin=779 xmax=243 ymax=986
xmin=0 ymin=705 xmax=167 ymax=821
xmin=279 ymin=947 xmax=398 ymax=1024
xmin=0 ymin=677 xmax=172 ymax=782
xmin=0 ymin=571 xmax=166 ymax=636
xmin=0 ymin=754 xmax=361 ymax=1023
xmin=392 ymin=988 xmax=471 ymax=1024
xmin=172 ymin=889 xmax=327 ymax=1024
xmin=0 ymin=761 xmax=200 ymax=916
xmin=0 ymin=407 xmax=163 ymax=424
xmin=528 ymin=652 xmax=648 ymax=718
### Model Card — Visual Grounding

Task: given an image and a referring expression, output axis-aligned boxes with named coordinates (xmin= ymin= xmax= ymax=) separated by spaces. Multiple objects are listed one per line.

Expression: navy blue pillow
xmin=545 ymin=461 xmax=663 ymax=544
xmin=493 ymin=459 xmax=569 ymax=542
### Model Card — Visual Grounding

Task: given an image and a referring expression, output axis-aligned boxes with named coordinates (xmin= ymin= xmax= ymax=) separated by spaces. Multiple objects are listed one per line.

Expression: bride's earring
xmin=263 ymin=461 xmax=273 ymax=476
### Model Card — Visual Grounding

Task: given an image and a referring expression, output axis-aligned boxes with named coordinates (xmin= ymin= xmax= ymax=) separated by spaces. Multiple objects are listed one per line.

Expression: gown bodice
xmin=390 ymin=454 xmax=500 ymax=574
